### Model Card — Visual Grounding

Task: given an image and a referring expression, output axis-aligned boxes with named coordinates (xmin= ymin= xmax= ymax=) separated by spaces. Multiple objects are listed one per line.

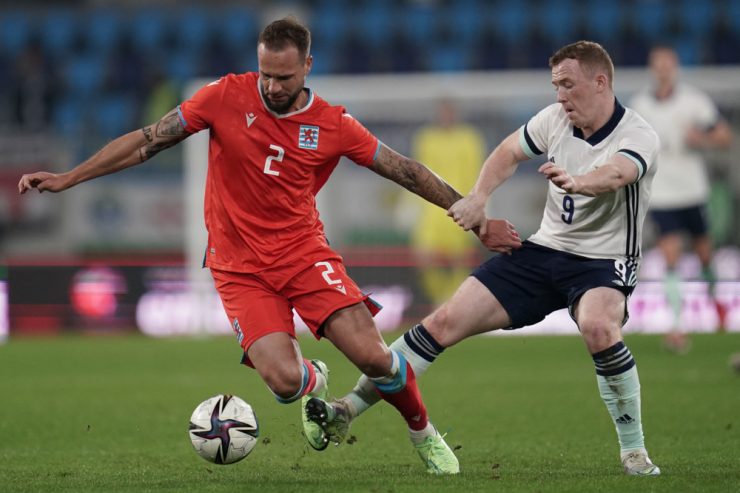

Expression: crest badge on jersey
xmin=298 ymin=125 xmax=319 ymax=150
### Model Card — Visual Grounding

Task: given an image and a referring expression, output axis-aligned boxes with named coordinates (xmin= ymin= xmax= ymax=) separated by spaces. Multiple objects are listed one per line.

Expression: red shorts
xmin=211 ymin=255 xmax=381 ymax=363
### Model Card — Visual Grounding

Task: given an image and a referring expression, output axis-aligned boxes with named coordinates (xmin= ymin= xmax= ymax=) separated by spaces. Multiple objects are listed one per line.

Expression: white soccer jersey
xmin=520 ymin=99 xmax=660 ymax=265
xmin=629 ymin=83 xmax=719 ymax=208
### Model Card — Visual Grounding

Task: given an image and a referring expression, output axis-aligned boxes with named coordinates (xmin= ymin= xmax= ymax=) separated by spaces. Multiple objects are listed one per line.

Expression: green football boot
xmin=414 ymin=429 xmax=460 ymax=475
xmin=301 ymin=360 xmax=330 ymax=451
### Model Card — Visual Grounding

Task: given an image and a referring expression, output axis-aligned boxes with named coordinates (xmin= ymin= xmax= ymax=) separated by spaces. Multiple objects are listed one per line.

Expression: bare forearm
xmin=19 ymin=108 xmax=188 ymax=194
xmin=66 ymin=108 xmax=187 ymax=188
xmin=66 ymin=130 xmax=149 ymax=187
xmin=470 ymin=139 xmax=520 ymax=199
xmin=370 ymin=145 xmax=463 ymax=210
xmin=573 ymin=165 xmax=627 ymax=196
xmin=472 ymin=149 xmax=518 ymax=197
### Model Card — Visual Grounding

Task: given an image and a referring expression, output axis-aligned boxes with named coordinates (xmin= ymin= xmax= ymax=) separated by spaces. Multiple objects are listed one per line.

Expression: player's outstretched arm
xmin=369 ymin=143 xmax=521 ymax=253
xmin=369 ymin=143 xmax=463 ymax=210
xmin=448 ymin=131 xmax=525 ymax=234
xmin=538 ymin=154 xmax=638 ymax=197
xmin=18 ymin=108 xmax=188 ymax=194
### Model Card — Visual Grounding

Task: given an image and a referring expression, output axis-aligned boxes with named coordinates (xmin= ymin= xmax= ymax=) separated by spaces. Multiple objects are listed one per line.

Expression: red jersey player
xmin=18 ymin=17 xmax=520 ymax=474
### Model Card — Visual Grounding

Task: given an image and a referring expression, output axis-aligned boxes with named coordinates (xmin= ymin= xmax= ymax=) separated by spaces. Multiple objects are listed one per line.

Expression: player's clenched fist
xmin=447 ymin=193 xmax=487 ymax=233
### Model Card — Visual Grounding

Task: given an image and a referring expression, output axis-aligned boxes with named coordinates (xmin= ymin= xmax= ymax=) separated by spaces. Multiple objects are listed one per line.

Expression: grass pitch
xmin=1 ymin=332 xmax=739 ymax=492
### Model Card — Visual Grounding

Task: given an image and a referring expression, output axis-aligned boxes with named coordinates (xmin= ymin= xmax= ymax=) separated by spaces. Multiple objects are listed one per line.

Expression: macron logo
xmin=246 ymin=113 xmax=257 ymax=128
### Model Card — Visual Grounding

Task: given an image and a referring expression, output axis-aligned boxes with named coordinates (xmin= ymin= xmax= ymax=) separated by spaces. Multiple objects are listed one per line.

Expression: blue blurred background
xmin=1 ymin=0 xmax=739 ymax=339
xmin=2 ymin=0 xmax=740 ymax=142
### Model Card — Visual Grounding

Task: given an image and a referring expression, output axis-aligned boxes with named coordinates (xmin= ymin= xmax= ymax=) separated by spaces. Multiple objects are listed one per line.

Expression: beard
xmin=260 ymin=84 xmax=303 ymax=114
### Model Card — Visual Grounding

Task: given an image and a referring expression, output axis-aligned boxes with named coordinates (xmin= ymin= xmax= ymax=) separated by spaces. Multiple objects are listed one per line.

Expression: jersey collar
xmin=572 ymin=98 xmax=625 ymax=146
xmin=257 ymin=77 xmax=315 ymax=119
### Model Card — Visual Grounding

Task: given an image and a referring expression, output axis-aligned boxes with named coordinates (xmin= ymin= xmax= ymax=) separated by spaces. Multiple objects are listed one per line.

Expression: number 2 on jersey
xmin=561 ymin=194 xmax=575 ymax=224
xmin=264 ymin=144 xmax=284 ymax=176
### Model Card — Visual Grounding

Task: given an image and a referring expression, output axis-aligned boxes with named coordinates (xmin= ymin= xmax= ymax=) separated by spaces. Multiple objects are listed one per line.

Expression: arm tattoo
xmin=140 ymin=109 xmax=187 ymax=161
xmin=155 ymin=110 xmax=186 ymax=137
xmin=370 ymin=146 xmax=463 ymax=210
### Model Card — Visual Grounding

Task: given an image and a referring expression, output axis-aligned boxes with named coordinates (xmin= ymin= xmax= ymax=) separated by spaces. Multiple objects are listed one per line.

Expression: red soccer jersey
xmin=179 ymin=72 xmax=380 ymax=273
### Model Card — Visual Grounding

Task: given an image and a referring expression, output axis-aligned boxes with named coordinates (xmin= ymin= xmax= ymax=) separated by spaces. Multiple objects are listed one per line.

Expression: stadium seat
xmin=706 ymin=16 xmax=740 ymax=65
xmin=218 ymin=7 xmax=257 ymax=56
xmin=306 ymin=40 xmax=337 ymax=75
xmin=310 ymin=4 xmax=348 ymax=46
xmin=166 ymin=50 xmax=198 ymax=83
xmin=728 ymin=1 xmax=740 ymax=34
xmin=490 ymin=2 xmax=527 ymax=44
xmin=677 ymin=0 xmax=715 ymax=37
xmin=173 ymin=7 xmax=212 ymax=54
xmin=39 ymin=10 xmax=79 ymax=57
xmin=351 ymin=3 xmax=394 ymax=49
xmin=447 ymin=5 xmax=485 ymax=45
xmin=52 ymin=96 xmax=86 ymax=137
xmin=581 ymin=0 xmax=623 ymax=42
xmin=674 ymin=37 xmax=700 ymax=65
xmin=537 ymin=0 xmax=577 ymax=44
xmin=429 ymin=43 xmax=468 ymax=72
xmin=95 ymin=94 xmax=136 ymax=138
xmin=86 ymin=10 xmax=125 ymax=57
xmin=62 ymin=55 xmax=106 ymax=96
xmin=130 ymin=9 xmax=171 ymax=54
xmin=403 ymin=4 xmax=435 ymax=46
xmin=0 ymin=11 xmax=33 ymax=57
xmin=632 ymin=0 xmax=669 ymax=41
xmin=471 ymin=26 xmax=510 ymax=70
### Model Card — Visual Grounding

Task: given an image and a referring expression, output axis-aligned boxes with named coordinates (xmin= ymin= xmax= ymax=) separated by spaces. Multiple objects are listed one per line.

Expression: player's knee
xmin=263 ymin=365 xmax=304 ymax=401
xmin=579 ymin=317 xmax=620 ymax=349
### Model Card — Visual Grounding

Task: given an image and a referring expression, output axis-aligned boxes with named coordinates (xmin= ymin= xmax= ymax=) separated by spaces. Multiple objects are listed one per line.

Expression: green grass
xmin=1 ymin=332 xmax=739 ymax=492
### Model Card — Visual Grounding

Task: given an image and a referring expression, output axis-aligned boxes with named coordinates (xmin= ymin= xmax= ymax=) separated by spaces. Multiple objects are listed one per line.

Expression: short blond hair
xmin=549 ymin=41 xmax=615 ymax=88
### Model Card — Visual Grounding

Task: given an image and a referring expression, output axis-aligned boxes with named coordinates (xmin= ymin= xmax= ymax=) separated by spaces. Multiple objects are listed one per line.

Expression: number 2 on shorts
xmin=315 ymin=261 xmax=341 ymax=286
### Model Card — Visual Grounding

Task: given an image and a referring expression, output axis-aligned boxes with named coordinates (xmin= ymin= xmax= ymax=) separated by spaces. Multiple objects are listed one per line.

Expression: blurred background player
xmin=630 ymin=45 xmax=733 ymax=353
xmin=17 ymin=17 xmax=519 ymax=475
xmin=400 ymin=98 xmax=485 ymax=307
xmin=307 ymin=40 xmax=662 ymax=477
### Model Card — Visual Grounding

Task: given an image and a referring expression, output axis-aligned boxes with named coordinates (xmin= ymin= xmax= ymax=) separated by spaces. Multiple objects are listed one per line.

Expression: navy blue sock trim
xmin=592 ymin=341 xmax=636 ymax=377
xmin=592 ymin=341 xmax=625 ymax=359
xmin=403 ymin=324 xmax=444 ymax=363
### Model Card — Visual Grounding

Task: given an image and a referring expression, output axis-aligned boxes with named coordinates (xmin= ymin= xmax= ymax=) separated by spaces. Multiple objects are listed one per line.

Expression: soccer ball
xmin=188 ymin=394 xmax=259 ymax=464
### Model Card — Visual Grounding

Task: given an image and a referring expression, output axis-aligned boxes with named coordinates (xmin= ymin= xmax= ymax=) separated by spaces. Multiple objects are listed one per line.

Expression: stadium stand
xmin=0 ymin=1 xmax=739 ymax=140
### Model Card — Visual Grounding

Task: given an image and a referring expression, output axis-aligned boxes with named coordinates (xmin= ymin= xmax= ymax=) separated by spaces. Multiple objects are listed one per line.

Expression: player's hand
xmin=478 ymin=219 xmax=522 ymax=254
xmin=18 ymin=172 xmax=71 ymax=194
xmin=448 ymin=194 xmax=487 ymax=233
xmin=684 ymin=127 xmax=705 ymax=149
xmin=538 ymin=161 xmax=579 ymax=193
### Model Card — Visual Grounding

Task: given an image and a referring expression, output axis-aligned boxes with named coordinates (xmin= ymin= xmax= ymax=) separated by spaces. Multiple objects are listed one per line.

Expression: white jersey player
xmin=629 ymin=45 xmax=732 ymax=352
xmin=304 ymin=41 xmax=663 ymax=477
xmin=631 ymin=82 xmax=721 ymax=209
xmin=524 ymin=100 xmax=658 ymax=268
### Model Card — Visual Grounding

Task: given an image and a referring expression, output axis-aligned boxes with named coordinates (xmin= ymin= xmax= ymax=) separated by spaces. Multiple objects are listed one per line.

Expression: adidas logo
xmin=616 ymin=414 xmax=635 ymax=425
